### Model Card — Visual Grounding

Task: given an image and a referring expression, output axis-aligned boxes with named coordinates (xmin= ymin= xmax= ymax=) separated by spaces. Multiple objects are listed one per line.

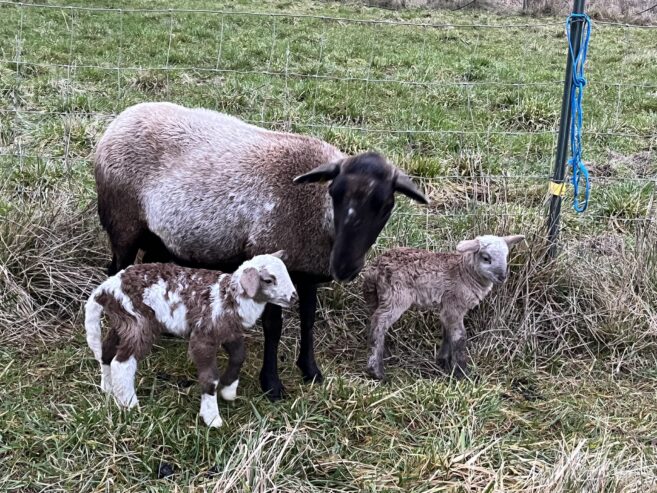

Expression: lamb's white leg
xmin=220 ymin=379 xmax=239 ymax=401
xmin=100 ymin=364 xmax=112 ymax=393
xmin=200 ymin=381 xmax=222 ymax=428
xmin=110 ymin=356 xmax=139 ymax=409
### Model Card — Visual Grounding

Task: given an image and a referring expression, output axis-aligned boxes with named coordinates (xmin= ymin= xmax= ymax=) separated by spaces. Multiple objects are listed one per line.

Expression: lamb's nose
xmin=290 ymin=291 xmax=298 ymax=304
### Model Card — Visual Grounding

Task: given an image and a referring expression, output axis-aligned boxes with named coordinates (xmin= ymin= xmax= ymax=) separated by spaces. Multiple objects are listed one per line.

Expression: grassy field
xmin=1 ymin=0 xmax=657 ymax=491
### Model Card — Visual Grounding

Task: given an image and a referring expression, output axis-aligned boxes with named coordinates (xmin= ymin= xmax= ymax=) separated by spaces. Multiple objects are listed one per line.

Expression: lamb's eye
xmin=481 ymin=254 xmax=491 ymax=263
xmin=263 ymin=278 xmax=273 ymax=285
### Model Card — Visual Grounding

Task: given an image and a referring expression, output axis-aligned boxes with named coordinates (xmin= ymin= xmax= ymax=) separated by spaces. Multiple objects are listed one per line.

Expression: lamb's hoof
xmin=437 ymin=358 xmax=467 ymax=380
xmin=366 ymin=354 xmax=385 ymax=381
xmin=297 ymin=360 xmax=323 ymax=384
xmin=204 ymin=415 xmax=223 ymax=428
xmin=116 ymin=395 xmax=139 ymax=409
xmin=260 ymin=371 xmax=286 ymax=401
xmin=100 ymin=364 xmax=112 ymax=393
xmin=366 ymin=363 xmax=385 ymax=381
xmin=220 ymin=380 xmax=239 ymax=401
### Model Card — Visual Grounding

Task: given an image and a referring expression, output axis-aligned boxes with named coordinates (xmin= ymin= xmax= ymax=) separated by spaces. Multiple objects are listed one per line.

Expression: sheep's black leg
xmin=296 ymin=282 xmax=322 ymax=384
xmin=108 ymin=239 xmax=139 ymax=275
xmin=141 ymin=231 xmax=173 ymax=265
xmin=260 ymin=303 xmax=285 ymax=401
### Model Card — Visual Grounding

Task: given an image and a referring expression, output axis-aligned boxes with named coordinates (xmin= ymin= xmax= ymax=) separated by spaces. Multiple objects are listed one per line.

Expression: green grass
xmin=1 ymin=0 xmax=657 ymax=491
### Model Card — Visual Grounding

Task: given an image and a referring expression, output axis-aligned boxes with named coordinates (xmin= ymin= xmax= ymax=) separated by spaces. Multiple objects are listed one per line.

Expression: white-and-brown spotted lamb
xmin=362 ymin=234 xmax=524 ymax=380
xmin=84 ymin=252 xmax=296 ymax=428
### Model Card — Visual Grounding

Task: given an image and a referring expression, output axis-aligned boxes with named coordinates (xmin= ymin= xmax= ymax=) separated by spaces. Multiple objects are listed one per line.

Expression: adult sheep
xmin=94 ymin=102 xmax=428 ymax=400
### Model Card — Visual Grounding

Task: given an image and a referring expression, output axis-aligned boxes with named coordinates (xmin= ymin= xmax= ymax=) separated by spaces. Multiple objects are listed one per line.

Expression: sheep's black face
xmin=328 ymin=166 xmax=395 ymax=282
xmin=294 ymin=152 xmax=428 ymax=283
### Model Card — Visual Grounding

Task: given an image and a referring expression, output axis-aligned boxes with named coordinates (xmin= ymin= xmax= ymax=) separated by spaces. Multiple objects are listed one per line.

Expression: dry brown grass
xmin=360 ymin=0 xmax=657 ymax=23
xmin=0 ymin=190 xmax=107 ymax=350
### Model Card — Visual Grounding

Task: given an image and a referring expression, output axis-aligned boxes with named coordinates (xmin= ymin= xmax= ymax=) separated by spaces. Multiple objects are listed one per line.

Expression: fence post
xmin=547 ymin=0 xmax=586 ymax=258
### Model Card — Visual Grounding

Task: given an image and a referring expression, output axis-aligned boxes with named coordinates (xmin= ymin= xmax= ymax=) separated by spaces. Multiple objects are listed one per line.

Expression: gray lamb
xmin=362 ymin=234 xmax=525 ymax=380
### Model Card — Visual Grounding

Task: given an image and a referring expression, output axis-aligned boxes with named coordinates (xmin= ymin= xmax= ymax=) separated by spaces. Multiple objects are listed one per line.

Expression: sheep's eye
xmin=481 ymin=254 xmax=491 ymax=263
xmin=263 ymin=278 xmax=274 ymax=285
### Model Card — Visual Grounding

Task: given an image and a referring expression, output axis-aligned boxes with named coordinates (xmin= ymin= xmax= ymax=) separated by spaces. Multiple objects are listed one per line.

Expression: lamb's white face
xmin=241 ymin=253 xmax=297 ymax=307
xmin=474 ymin=236 xmax=510 ymax=285
xmin=457 ymin=234 xmax=525 ymax=285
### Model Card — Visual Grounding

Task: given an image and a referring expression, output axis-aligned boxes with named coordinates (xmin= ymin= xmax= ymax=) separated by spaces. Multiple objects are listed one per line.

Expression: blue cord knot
xmin=566 ymin=12 xmax=592 ymax=213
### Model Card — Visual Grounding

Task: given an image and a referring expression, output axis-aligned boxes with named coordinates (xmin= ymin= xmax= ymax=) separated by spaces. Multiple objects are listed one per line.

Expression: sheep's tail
xmin=85 ymin=288 xmax=105 ymax=363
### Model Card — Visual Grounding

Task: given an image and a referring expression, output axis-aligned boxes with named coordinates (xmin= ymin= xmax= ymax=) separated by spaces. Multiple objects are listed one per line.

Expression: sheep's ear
xmin=456 ymin=238 xmax=480 ymax=254
xmin=270 ymin=250 xmax=288 ymax=262
xmin=293 ymin=161 xmax=341 ymax=184
xmin=503 ymin=235 xmax=525 ymax=249
xmin=239 ymin=267 xmax=260 ymax=298
xmin=394 ymin=172 xmax=428 ymax=204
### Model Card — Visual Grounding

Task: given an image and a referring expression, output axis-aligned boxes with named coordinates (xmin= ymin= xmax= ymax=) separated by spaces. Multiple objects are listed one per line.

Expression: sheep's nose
xmin=289 ymin=291 xmax=298 ymax=304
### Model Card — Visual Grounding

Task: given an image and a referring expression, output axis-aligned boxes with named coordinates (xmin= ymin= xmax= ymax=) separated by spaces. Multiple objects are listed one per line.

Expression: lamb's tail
xmin=85 ymin=288 xmax=105 ymax=363
xmin=361 ymin=267 xmax=378 ymax=315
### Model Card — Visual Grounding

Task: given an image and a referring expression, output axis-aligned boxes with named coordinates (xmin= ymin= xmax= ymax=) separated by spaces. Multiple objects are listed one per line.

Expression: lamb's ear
xmin=270 ymin=250 xmax=288 ymax=262
xmin=456 ymin=238 xmax=480 ymax=254
xmin=293 ymin=161 xmax=341 ymax=184
xmin=393 ymin=172 xmax=428 ymax=204
xmin=503 ymin=235 xmax=525 ymax=249
xmin=239 ymin=267 xmax=260 ymax=298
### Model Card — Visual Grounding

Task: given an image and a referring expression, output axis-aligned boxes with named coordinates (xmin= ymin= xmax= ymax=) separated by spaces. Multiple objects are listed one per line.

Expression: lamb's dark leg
xmin=260 ymin=303 xmax=285 ymax=401
xmin=366 ymin=302 xmax=410 ymax=381
xmin=219 ymin=336 xmax=246 ymax=402
xmin=437 ymin=326 xmax=451 ymax=365
xmin=296 ymin=282 xmax=322 ymax=384
xmin=189 ymin=334 xmax=222 ymax=427
xmin=438 ymin=309 xmax=468 ymax=379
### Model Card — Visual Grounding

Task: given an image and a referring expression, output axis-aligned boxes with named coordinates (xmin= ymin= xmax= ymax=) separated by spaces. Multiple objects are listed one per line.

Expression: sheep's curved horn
xmin=293 ymin=161 xmax=341 ymax=184
xmin=393 ymin=172 xmax=428 ymax=204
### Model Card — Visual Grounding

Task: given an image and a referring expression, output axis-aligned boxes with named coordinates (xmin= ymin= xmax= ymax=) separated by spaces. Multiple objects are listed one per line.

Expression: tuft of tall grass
xmin=0 ymin=188 xmax=106 ymax=350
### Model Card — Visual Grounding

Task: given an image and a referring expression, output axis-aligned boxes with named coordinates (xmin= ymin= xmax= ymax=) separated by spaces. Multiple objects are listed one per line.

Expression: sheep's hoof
xmin=260 ymin=371 xmax=286 ymax=401
xmin=297 ymin=360 xmax=323 ymax=384
xmin=302 ymin=372 xmax=323 ymax=384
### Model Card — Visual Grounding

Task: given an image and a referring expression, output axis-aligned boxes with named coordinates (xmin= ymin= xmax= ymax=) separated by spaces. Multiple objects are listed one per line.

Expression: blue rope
xmin=566 ymin=13 xmax=592 ymax=213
